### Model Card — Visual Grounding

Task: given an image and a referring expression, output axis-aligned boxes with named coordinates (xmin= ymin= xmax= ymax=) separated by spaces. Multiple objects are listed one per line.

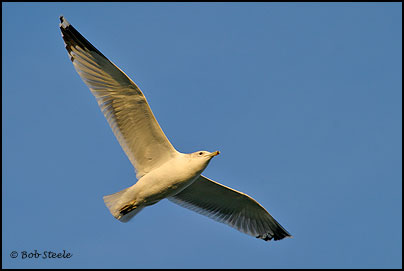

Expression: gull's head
xmin=193 ymin=150 xmax=220 ymax=159
xmin=188 ymin=150 xmax=220 ymax=173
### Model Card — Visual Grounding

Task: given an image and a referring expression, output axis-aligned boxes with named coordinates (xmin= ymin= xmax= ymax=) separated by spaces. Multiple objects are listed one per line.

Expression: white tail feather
xmin=103 ymin=187 xmax=143 ymax=223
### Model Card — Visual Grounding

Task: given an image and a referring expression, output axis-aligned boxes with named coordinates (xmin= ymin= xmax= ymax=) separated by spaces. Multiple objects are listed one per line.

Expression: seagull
xmin=59 ymin=16 xmax=292 ymax=242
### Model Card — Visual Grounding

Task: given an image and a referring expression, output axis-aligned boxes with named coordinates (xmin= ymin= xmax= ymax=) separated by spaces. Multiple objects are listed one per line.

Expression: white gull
xmin=59 ymin=16 xmax=291 ymax=242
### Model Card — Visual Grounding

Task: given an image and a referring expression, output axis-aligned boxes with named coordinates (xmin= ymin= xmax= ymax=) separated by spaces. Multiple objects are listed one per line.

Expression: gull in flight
xmin=59 ymin=16 xmax=292 ymax=242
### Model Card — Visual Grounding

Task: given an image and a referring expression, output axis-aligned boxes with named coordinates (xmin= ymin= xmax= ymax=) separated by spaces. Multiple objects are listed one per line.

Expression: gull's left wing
xmin=169 ymin=175 xmax=292 ymax=241
xmin=59 ymin=16 xmax=178 ymax=178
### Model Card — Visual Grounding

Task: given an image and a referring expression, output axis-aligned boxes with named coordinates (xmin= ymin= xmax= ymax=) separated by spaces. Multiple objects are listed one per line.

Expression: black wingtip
xmin=256 ymin=229 xmax=293 ymax=242
xmin=59 ymin=16 xmax=108 ymax=61
xmin=59 ymin=16 xmax=71 ymax=30
xmin=257 ymin=234 xmax=274 ymax=241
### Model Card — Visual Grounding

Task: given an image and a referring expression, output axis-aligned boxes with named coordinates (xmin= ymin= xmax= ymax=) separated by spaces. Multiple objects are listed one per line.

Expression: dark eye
xmin=199 ymin=152 xmax=203 ymax=155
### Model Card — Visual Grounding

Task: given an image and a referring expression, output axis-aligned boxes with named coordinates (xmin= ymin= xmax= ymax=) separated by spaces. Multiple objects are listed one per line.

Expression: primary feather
xmin=60 ymin=16 xmax=177 ymax=179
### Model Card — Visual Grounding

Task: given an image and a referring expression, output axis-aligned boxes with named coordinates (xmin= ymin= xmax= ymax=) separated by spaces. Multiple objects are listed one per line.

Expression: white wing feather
xmin=169 ymin=175 xmax=292 ymax=241
xmin=59 ymin=16 xmax=177 ymax=178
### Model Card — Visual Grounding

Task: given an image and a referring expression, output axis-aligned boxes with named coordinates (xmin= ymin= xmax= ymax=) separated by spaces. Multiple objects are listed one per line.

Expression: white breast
xmin=129 ymin=154 xmax=204 ymax=206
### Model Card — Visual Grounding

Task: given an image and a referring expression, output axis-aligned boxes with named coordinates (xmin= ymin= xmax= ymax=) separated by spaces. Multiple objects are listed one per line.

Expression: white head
xmin=187 ymin=150 xmax=220 ymax=174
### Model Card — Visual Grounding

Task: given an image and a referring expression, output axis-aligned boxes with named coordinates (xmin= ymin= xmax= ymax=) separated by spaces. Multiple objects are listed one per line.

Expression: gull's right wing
xmin=59 ymin=16 xmax=178 ymax=178
xmin=169 ymin=175 xmax=292 ymax=241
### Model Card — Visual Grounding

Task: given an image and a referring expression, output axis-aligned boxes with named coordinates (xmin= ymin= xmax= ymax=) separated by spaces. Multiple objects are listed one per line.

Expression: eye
xmin=199 ymin=152 xmax=203 ymax=155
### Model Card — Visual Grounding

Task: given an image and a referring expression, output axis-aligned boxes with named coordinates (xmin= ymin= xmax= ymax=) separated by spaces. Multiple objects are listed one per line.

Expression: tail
xmin=103 ymin=187 xmax=144 ymax=223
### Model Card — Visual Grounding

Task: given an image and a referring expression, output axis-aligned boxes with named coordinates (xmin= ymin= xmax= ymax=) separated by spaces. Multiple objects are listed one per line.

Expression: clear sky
xmin=2 ymin=2 xmax=402 ymax=269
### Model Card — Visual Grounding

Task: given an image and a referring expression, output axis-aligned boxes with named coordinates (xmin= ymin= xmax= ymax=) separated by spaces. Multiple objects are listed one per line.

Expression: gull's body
xmin=105 ymin=151 xmax=218 ymax=222
xmin=60 ymin=16 xmax=292 ymax=242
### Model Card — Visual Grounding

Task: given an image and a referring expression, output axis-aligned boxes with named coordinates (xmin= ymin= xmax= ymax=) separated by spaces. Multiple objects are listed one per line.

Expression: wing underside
xmin=169 ymin=175 xmax=292 ymax=241
xmin=59 ymin=16 xmax=177 ymax=178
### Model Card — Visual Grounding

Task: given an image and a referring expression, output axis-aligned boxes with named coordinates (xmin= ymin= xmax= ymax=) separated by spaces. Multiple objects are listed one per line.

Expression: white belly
xmin=127 ymin=156 xmax=204 ymax=206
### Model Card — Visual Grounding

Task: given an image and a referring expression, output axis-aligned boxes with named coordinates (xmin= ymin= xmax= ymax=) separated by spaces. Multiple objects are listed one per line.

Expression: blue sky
xmin=2 ymin=3 xmax=402 ymax=269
